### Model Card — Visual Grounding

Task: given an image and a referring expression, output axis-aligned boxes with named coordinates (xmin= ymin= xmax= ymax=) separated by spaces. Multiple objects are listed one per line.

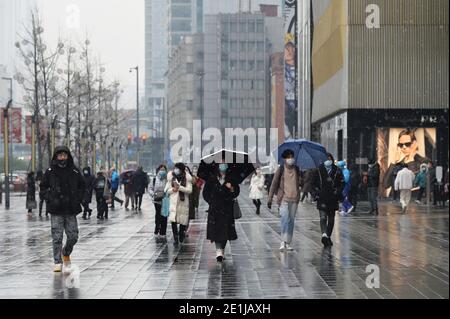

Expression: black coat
xmin=313 ymin=164 xmax=345 ymax=212
xmin=40 ymin=146 xmax=86 ymax=216
xmin=203 ymin=175 xmax=240 ymax=243
xmin=367 ymin=163 xmax=380 ymax=188
xmin=132 ymin=169 xmax=149 ymax=195
xmin=82 ymin=167 xmax=95 ymax=204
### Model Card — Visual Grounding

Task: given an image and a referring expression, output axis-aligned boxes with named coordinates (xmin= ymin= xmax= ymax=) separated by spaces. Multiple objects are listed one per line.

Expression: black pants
xmin=417 ymin=187 xmax=425 ymax=201
xmin=252 ymin=199 xmax=261 ymax=207
xmin=111 ymin=188 xmax=124 ymax=208
xmin=154 ymin=203 xmax=167 ymax=236
xmin=319 ymin=210 xmax=336 ymax=237
xmin=172 ymin=223 xmax=187 ymax=243
xmin=135 ymin=193 xmax=143 ymax=209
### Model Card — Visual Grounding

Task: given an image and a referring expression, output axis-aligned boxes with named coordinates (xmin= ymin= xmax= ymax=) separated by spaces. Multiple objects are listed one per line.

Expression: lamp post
xmin=2 ymin=77 xmax=13 ymax=209
xmin=129 ymin=66 xmax=140 ymax=165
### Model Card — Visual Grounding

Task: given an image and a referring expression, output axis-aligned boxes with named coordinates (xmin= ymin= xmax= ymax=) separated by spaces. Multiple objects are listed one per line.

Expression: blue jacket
xmin=111 ymin=171 xmax=120 ymax=190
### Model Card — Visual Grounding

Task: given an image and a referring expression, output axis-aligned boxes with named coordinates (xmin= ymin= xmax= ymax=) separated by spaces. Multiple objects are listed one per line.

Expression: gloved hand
xmin=268 ymin=202 xmax=272 ymax=210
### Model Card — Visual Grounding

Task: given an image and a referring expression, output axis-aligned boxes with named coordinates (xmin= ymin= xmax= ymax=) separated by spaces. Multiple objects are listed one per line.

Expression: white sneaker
xmin=53 ymin=264 xmax=62 ymax=273
xmin=279 ymin=242 xmax=286 ymax=251
xmin=285 ymin=243 xmax=294 ymax=251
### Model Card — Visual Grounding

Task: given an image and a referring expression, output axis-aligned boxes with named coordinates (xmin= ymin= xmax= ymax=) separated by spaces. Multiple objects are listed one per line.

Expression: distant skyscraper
xmin=0 ymin=0 xmax=36 ymax=75
xmin=168 ymin=0 xmax=203 ymax=55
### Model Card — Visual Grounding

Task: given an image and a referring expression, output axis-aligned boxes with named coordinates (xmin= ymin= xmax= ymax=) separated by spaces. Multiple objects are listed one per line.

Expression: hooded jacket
xmin=40 ymin=146 xmax=86 ymax=215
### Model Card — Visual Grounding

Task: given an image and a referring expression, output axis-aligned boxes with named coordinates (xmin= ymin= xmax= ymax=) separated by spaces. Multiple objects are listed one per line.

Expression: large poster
xmin=1 ymin=107 xmax=22 ymax=144
xmin=284 ymin=0 xmax=297 ymax=140
xmin=378 ymin=128 xmax=436 ymax=197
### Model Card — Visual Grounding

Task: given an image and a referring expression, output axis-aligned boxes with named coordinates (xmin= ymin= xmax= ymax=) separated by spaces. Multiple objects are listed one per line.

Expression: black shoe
xmin=321 ymin=236 xmax=328 ymax=247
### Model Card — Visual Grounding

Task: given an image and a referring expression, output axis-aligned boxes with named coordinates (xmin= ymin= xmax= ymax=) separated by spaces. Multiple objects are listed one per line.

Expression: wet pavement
xmin=0 ymin=188 xmax=448 ymax=299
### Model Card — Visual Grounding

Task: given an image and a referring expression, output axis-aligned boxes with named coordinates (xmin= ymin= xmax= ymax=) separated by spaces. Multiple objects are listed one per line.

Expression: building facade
xmin=311 ymin=0 xmax=449 ymax=176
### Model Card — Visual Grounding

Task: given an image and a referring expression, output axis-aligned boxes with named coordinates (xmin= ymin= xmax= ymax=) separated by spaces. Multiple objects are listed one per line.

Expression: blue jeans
xmin=279 ymin=201 xmax=298 ymax=244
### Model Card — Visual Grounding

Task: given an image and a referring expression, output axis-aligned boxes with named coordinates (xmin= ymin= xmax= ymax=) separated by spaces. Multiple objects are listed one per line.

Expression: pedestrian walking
xmin=203 ymin=161 xmax=240 ymax=262
xmin=249 ymin=167 xmax=265 ymax=215
xmin=185 ymin=166 xmax=200 ymax=236
xmin=367 ymin=158 xmax=381 ymax=215
xmin=40 ymin=146 xmax=86 ymax=273
xmin=414 ymin=164 xmax=428 ymax=204
xmin=81 ymin=167 xmax=95 ymax=219
xmin=394 ymin=163 xmax=416 ymax=213
xmin=94 ymin=169 xmax=112 ymax=219
xmin=109 ymin=167 xmax=124 ymax=209
xmin=122 ymin=170 xmax=135 ymax=210
xmin=337 ymin=161 xmax=354 ymax=216
xmin=300 ymin=168 xmax=316 ymax=203
xmin=164 ymin=163 xmax=193 ymax=246
xmin=132 ymin=167 xmax=149 ymax=211
xmin=268 ymin=149 xmax=302 ymax=251
xmin=36 ymin=170 xmax=48 ymax=217
xmin=150 ymin=165 xmax=168 ymax=239
xmin=312 ymin=153 xmax=345 ymax=248
xmin=26 ymin=171 xmax=37 ymax=215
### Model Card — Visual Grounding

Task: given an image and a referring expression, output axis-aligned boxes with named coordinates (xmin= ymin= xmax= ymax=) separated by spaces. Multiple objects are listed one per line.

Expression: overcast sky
xmin=38 ymin=0 xmax=145 ymax=109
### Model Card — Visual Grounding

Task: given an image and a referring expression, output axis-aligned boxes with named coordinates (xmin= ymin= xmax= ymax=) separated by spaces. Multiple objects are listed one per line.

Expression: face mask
xmin=324 ymin=160 xmax=333 ymax=168
xmin=173 ymin=168 xmax=181 ymax=176
xmin=286 ymin=158 xmax=295 ymax=166
xmin=159 ymin=171 xmax=167 ymax=179
xmin=219 ymin=164 xmax=228 ymax=173
xmin=57 ymin=159 xmax=68 ymax=168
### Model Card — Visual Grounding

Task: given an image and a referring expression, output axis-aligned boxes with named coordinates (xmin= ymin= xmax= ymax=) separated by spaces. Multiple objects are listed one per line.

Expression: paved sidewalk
xmin=0 ymin=188 xmax=448 ymax=299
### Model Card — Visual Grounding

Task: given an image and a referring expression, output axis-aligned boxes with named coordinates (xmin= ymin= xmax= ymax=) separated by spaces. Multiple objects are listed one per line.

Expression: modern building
xmin=168 ymin=0 xmax=204 ymax=55
xmin=167 ymin=7 xmax=283 ymax=157
xmin=310 ymin=0 xmax=449 ymax=177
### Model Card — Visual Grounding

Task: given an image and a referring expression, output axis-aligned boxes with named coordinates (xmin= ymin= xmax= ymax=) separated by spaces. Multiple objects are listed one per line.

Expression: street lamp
xmin=129 ymin=66 xmax=140 ymax=165
xmin=2 ymin=77 xmax=12 ymax=209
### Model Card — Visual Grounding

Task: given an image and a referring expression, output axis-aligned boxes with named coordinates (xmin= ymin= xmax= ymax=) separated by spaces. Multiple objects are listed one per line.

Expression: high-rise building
xmin=310 ymin=0 xmax=449 ymax=177
xmin=168 ymin=0 xmax=203 ymax=55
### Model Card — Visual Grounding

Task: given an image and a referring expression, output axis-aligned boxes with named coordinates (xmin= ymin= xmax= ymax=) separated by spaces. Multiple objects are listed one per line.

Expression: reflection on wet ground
xmin=0 ymin=189 xmax=448 ymax=299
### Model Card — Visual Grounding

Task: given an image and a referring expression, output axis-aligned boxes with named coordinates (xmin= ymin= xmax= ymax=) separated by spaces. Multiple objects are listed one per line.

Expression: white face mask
xmin=286 ymin=158 xmax=295 ymax=166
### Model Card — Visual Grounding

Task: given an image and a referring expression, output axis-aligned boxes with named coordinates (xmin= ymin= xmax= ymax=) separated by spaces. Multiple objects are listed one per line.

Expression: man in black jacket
xmin=313 ymin=153 xmax=345 ymax=247
xmin=367 ymin=158 xmax=381 ymax=215
xmin=40 ymin=146 xmax=85 ymax=273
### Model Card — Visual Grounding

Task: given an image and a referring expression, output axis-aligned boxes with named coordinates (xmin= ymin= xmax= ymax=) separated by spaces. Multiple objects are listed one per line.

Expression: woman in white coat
xmin=165 ymin=162 xmax=193 ymax=246
xmin=249 ymin=167 xmax=265 ymax=215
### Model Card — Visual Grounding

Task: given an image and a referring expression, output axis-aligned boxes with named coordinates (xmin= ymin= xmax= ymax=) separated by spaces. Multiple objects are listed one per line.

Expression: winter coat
xmin=82 ymin=167 xmax=95 ymax=204
xmin=312 ymin=164 xmax=345 ymax=212
xmin=164 ymin=171 xmax=193 ymax=226
xmin=111 ymin=171 xmax=120 ymax=190
xmin=268 ymin=164 xmax=302 ymax=205
xmin=40 ymin=146 xmax=86 ymax=216
xmin=367 ymin=163 xmax=380 ymax=188
xmin=150 ymin=176 xmax=167 ymax=205
xmin=394 ymin=168 xmax=415 ymax=191
xmin=132 ymin=169 xmax=149 ymax=195
xmin=249 ymin=174 xmax=265 ymax=200
xmin=203 ymin=174 xmax=240 ymax=243
xmin=414 ymin=171 xmax=427 ymax=188
xmin=26 ymin=175 xmax=36 ymax=208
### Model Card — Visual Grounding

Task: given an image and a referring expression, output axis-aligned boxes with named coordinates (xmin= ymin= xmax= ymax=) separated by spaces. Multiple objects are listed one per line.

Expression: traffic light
xmin=141 ymin=133 xmax=148 ymax=145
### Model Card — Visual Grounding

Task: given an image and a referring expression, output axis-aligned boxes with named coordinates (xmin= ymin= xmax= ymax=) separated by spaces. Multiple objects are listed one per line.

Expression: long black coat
xmin=82 ymin=167 xmax=95 ymax=204
xmin=132 ymin=169 xmax=149 ymax=195
xmin=40 ymin=146 xmax=86 ymax=216
xmin=203 ymin=175 xmax=240 ymax=243
xmin=312 ymin=164 xmax=345 ymax=212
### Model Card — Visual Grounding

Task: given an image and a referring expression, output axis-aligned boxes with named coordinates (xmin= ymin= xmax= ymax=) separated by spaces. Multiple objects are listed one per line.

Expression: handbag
xmin=233 ymin=199 xmax=242 ymax=220
xmin=161 ymin=193 xmax=170 ymax=218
